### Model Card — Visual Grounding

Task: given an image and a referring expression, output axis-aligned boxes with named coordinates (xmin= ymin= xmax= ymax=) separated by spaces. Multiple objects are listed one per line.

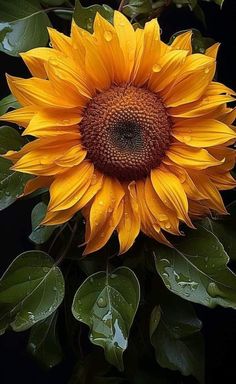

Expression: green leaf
xmin=40 ymin=0 xmax=66 ymax=5
xmin=52 ymin=9 xmax=73 ymax=20
xmin=122 ymin=0 xmax=152 ymax=19
xmin=28 ymin=311 xmax=63 ymax=369
xmin=150 ymin=293 xmax=204 ymax=382
xmin=201 ymin=202 xmax=236 ymax=261
xmin=213 ymin=0 xmax=224 ymax=7
xmin=0 ymin=125 xmax=25 ymax=155
xmin=154 ymin=225 xmax=236 ymax=309
xmin=29 ymin=202 xmax=58 ymax=244
xmin=69 ymin=350 xmax=126 ymax=384
xmin=72 ymin=266 xmax=140 ymax=371
xmin=0 ymin=125 xmax=31 ymax=210
xmin=0 ymin=94 xmax=20 ymax=115
xmin=173 ymin=0 xmax=197 ymax=10
xmin=0 ymin=157 xmax=32 ymax=210
xmin=193 ymin=4 xmax=206 ymax=27
xmin=73 ymin=0 xmax=114 ymax=33
xmin=0 ymin=250 xmax=65 ymax=334
xmin=0 ymin=0 xmax=51 ymax=56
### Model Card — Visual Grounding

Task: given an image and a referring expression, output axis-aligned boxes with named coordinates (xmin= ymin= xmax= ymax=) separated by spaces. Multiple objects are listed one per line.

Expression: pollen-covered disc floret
xmin=1 ymin=11 xmax=236 ymax=256
xmin=80 ymin=85 xmax=172 ymax=180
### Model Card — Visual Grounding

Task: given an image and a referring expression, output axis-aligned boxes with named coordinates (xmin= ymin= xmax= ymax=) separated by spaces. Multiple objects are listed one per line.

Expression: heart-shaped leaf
xmin=0 ymin=94 xmax=20 ymax=115
xmin=0 ymin=0 xmax=51 ymax=56
xmin=29 ymin=202 xmax=58 ymax=244
xmin=122 ymin=0 xmax=152 ymax=19
xmin=150 ymin=293 xmax=204 ymax=382
xmin=0 ymin=250 xmax=65 ymax=333
xmin=73 ymin=0 xmax=114 ymax=33
xmin=201 ymin=201 xmax=236 ymax=261
xmin=154 ymin=225 xmax=236 ymax=309
xmin=28 ymin=311 xmax=63 ymax=369
xmin=72 ymin=266 xmax=140 ymax=371
xmin=0 ymin=125 xmax=31 ymax=210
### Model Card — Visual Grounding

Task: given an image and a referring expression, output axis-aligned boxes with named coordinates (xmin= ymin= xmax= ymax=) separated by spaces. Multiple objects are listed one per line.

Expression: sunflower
xmin=1 ymin=11 xmax=236 ymax=255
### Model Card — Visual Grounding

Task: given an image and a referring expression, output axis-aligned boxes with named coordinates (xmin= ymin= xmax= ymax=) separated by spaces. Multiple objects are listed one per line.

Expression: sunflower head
xmin=1 ymin=11 xmax=236 ymax=255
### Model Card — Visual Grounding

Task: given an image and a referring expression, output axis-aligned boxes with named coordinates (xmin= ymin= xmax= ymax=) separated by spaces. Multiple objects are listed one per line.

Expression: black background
xmin=0 ymin=0 xmax=236 ymax=383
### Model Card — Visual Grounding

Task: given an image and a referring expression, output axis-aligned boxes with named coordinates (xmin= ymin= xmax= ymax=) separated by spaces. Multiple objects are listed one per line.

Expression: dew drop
xmin=204 ymin=68 xmax=210 ymax=74
xmin=164 ymin=222 xmax=171 ymax=230
xmin=183 ymin=136 xmax=191 ymax=143
xmin=104 ymin=30 xmax=112 ymax=42
xmin=97 ymin=297 xmax=107 ymax=308
xmin=152 ymin=64 xmax=161 ymax=73
xmin=207 ymin=282 xmax=219 ymax=298
xmin=158 ymin=214 xmax=168 ymax=222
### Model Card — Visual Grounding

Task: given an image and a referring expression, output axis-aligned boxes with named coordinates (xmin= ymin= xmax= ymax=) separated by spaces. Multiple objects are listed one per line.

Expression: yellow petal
xmin=20 ymin=48 xmax=64 ymax=78
xmin=219 ymin=107 xmax=236 ymax=125
xmin=0 ymin=106 xmax=35 ymax=128
xmin=43 ymin=171 xmax=103 ymax=225
xmin=172 ymin=118 xmax=236 ymax=147
xmin=166 ymin=143 xmax=222 ymax=169
xmin=117 ymin=181 xmax=141 ymax=254
xmin=188 ymin=200 xmax=211 ymax=218
xmin=145 ymin=177 xmax=179 ymax=234
xmin=24 ymin=176 xmax=53 ymax=195
xmin=163 ymin=54 xmax=215 ymax=107
xmin=171 ymin=31 xmax=192 ymax=53
xmin=206 ymin=171 xmax=236 ymax=190
xmin=83 ymin=24 xmax=112 ymax=91
xmin=93 ymin=13 xmax=127 ymax=85
xmin=45 ymin=57 xmax=93 ymax=102
xmin=133 ymin=18 xmax=161 ymax=86
xmin=7 ymin=75 xmax=77 ymax=108
xmin=136 ymin=179 xmax=171 ymax=246
xmin=55 ymin=145 xmax=86 ymax=167
xmin=48 ymin=27 xmax=72 ymax=56
xmin=113 ymin=11 xmax=136 ymax=81
xmin=84 ymin=176 xmax=125 ymax=255
xmin=48 ymin=162 xmax=94 ymax=212
xmin=23 ymin=109 xmax=82 ymax=137
xmin=148 ymin=49 xmax=188 ymax=92
xmin=12 ymin=134 xmax=80 ymax=175
xmin=168 ymin=165 xmax=206 ymax=201
xmin=151 ymin=165 xmax=192 ymax=226
xmin=205 ymin=43 xmax=220 ymax=59
xmin=189 ymin=172 xmax=227 ymax=214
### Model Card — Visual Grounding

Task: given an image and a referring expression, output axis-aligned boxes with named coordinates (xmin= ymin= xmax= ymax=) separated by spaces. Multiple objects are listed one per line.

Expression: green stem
xmin=55 ymin=222 xmax=78 ymax=266
xmin=118 ymin=0 xmax=126 ymax=12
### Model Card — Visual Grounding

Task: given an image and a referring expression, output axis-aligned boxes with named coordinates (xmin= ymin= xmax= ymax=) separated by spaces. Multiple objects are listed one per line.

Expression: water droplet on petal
xmin=104 ymin=31 xmax=112 ymax=42
xmin=183 ymin=136 xmax=191 ymax=143
xmin=158 ymin=214 xmax=168 ymax=221
xmin=152 ymin=64 xmax=161 ymax=73
xmin=204 ymin=67 xmax=210 ymax=74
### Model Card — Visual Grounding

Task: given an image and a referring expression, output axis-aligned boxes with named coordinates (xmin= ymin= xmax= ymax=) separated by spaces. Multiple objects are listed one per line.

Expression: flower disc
xmin=80 ymin=85 xmax=172 ymax=180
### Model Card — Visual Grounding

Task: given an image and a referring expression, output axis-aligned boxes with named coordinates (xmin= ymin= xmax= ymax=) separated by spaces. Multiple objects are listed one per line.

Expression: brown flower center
xmin=79 ymin=85 xmax=172 ymax=181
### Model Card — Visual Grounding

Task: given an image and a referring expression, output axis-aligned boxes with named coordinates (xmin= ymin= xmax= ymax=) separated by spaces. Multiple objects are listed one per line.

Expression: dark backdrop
xmin=0 ymin=0 xmax=236 ymax=383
